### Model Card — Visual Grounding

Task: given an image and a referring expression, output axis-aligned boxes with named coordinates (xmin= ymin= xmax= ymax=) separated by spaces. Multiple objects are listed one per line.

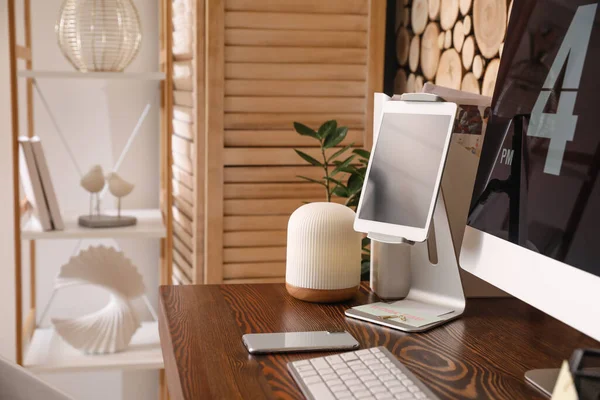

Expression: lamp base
xmin=286 ymin=283 xmax=358 ymax=303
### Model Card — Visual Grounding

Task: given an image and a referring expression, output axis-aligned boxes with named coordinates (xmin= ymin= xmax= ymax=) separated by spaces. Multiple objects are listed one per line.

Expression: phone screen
xmin=243 ymin=331 xmax=359 ymax=354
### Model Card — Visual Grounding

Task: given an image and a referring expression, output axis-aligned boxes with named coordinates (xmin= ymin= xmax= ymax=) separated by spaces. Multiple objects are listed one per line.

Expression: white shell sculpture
xmin=52 ymin=246 xmax=145 ymax=354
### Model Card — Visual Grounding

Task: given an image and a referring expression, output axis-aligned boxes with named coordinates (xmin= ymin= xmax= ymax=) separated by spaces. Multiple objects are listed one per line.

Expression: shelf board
xmin=21 ymin=209 xmax=166 ymax=240
xmin=18 ymin=70 xmax=165 ymax=81
xmin=24 ymin=322 xmax=164 ymax=373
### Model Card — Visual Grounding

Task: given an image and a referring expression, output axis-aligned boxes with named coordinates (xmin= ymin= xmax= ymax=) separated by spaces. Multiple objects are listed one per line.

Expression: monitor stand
xmin=525 ymin=369 xmax=560 ymax=398
xmin=345 ymin=190 xmax=466 ymax=332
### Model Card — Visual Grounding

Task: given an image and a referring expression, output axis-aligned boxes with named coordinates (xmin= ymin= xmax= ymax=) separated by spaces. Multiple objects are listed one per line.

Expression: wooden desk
xmin=159 ymin=283 xmax=598 ymax=399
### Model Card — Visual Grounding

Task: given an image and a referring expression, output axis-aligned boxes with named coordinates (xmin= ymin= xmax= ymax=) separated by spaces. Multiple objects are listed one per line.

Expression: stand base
xmin=525 ymin=369 xmax=559 ymax=398
xmin=345 ymin=301 xmax=462 ymax=333
xmin=78 ymin=215 xmax=137 ymax=228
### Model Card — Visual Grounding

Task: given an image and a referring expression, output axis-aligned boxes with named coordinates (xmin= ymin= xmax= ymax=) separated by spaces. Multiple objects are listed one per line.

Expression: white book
xmin=30 ymin=136 xmax=64 ymax=230
xmin=19 ymin=137 xmax=52 ymax=231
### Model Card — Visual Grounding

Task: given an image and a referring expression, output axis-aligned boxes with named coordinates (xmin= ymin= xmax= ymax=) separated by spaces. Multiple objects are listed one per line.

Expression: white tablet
xmin=354 ymin=100 xmax=457 ymax=242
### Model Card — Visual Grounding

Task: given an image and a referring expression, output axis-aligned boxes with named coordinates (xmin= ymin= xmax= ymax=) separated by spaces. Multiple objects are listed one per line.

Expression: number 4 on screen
xmin=527 ymin=3 xmax=597 ymax=175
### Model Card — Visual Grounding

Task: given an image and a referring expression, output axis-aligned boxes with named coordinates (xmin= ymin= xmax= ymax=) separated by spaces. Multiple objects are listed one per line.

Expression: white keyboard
xmin=288 ymin=347 xmax=439 ymax=400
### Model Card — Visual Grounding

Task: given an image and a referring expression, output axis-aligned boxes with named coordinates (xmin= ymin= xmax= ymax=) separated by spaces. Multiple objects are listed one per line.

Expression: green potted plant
xmin=292 ymin=120 xmax=371 ymax=279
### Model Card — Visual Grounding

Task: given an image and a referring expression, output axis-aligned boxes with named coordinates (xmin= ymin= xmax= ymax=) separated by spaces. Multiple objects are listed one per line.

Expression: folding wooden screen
xmin=170 ymin=0 xmax=386 ymax=285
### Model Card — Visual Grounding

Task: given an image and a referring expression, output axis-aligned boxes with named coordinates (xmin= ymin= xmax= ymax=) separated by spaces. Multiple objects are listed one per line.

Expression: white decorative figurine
xmin=80 ymin=165 xmax=105 ymax=216
xmin=51 ymin=246 xmax=145 ymax=354
xmin=78 ymin=167 xmax=137 ymax=228
xmin=286 ymin=202 xmax=362 ymax=303
xmin=106 ymin=172 xmax=134 ymax=217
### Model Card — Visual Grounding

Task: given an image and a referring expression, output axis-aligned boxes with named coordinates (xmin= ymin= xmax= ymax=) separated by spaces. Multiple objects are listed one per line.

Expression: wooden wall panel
xmin=170 ymin=17 xmax=192 ymax=285
xmin=224 ymin=216 xmax=289 ymax=232
xmin=224 ymin=97 xmax=366 ymax=113
xmin=225 ymin=80 xmax=367 ymax=97
xmin=224 ymin=231 xmax=287 ymax=247
xmin=176 ymin=0 xmax=385 ymax=285
xmin=225 ymin=47 xmax=368 ymax=64
xmin=224 ymin=113 xmax=364 ymax=130
xmin=225 ymin=63 xmax=367 ymax=80
xmin=172 ymin=119 xmax=194 ymax=141
xmin=224 ymin=247 xmax=286 ymax=263
xmin=225 ymin=0 xmax=369 ymax=15
xmin=173 ymin=195 xmax=193 ymax=219
xmin=224 ymin=198 xmax=345 ymax=216
xmin=172 ymin=165 xmax=193 ymax=188
xmin=225 ymin=29 xmax=368 ymax=48
xmin=192 ymin=0 xmax=206 ymax=284
xmin=223 ymin=262 xmax=286 ymax=279
xmin=224 ymin=166 xmax=350 ymax=183
xmin=224 ymin=183 xmax=326 ymax=200
xmin=225 ymin=12 xmax=369 ymax=31
xmin=223 ymin=147 xmax=360 ymax=166
xmin=204 ymin=0 xmax=225 ymax=283
xmin=173 ymin=220 xmax=193 ymax=250
xmin=224 ymin=130 xmax=363 ymax=147
xmin=173 ymin=90 xmax=193 ymax=107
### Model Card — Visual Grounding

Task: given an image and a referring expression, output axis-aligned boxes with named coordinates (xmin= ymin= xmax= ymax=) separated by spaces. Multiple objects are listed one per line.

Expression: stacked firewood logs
xmin=394 ymin=0 xmax=511 ymax=96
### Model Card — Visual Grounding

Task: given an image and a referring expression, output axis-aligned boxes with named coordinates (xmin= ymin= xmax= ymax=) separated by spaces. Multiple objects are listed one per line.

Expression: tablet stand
xmin=345 ymin=93 xmax=465 ymax=332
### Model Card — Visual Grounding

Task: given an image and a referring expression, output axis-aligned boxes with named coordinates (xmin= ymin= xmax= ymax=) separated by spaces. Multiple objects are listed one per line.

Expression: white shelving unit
xmin=22 ymin=209 xmax=167 ymax=240
xmin=24 ymin=322 xmax=163 ymax=373
xmin=18 ymin=70 xmax=166 ymax=81
xmin=8 ymin=2 xmax=174 ymax=390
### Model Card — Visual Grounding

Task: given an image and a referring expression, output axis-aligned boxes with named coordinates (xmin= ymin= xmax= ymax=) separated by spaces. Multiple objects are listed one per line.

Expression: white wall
xmin=1 ymin=1 xmax=161 ymax=398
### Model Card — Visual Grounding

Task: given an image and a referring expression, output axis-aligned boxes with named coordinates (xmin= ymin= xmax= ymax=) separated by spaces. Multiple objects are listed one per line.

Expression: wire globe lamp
xmin=56 ymin=0 xmax=143 ymax=72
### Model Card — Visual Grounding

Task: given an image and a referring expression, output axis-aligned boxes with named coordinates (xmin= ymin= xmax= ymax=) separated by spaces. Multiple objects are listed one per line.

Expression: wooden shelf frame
xmin=7 ymin=0 xmax=173 ymax=394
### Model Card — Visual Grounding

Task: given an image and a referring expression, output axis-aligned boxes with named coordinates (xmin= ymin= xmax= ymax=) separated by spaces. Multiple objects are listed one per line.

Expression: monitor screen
xmin=468 ymin=0 xmax=600 ymax=279
xmin=359 ymin=113 xmax=452 ymax=228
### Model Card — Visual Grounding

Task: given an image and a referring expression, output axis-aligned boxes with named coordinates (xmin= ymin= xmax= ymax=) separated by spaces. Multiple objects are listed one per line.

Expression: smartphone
xmin=242 ymin=331 xmax=360 ymax=354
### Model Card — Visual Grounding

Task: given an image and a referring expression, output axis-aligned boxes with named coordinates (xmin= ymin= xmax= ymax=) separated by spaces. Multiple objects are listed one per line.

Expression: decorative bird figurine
xmin=106 ymin=172 xmax=135 ymax=218
xmin=80 ymin=165 xmax=105 ymax=216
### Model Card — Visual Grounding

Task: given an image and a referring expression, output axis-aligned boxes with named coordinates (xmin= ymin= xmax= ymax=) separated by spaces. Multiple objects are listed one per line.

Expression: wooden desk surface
xmin=159 ymin=283 xmax=598 ymax=399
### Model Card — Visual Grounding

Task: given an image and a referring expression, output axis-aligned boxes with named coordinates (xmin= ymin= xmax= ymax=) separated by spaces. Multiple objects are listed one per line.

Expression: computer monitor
xmin=459 ymin=0 xmax=600 ymax=394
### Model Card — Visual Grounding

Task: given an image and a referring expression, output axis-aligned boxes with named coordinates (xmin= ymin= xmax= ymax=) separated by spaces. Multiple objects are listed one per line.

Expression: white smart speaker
xmin=285 ymin=202 xmax=362 ymax=303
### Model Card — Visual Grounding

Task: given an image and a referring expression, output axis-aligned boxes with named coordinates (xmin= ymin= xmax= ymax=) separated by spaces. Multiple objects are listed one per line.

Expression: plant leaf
xmin=323 ymin=126 xmax=348 ymax=149
xmin=362 ymin=237 xmax=370 ymax=248
xmin=324 ymin=176 xmax=345 ymax=187
xmin=297 ymin=175 xmax=326 ymax=187
xmin=361 ymin=260 xmax=370 ymax=277
xmin=336 ymin=166 xmax=359 ymax=175
xmin=332 ymin=185 xmax=349 ymax=197
xmin=331 ymin=155 xmax=356 ymax=176
xmin=317 ymin=120 xmax=337 ymax=140
xmin=327 ymin=142 xmax=354 ymax=162
xmin=361 ymin=253 xmax=370 ymax=261
xmin=352 ymin=148 xmax=371 ymax=159
xmin=347 ymin=173 xmax=364 ymax=194
xmin=294 ymin=150 xmax=323 ymax=167
xmin=293 ymin=122 xmax=318 ymax=139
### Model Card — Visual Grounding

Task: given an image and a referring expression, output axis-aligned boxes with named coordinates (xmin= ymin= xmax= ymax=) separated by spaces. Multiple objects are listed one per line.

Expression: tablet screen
xmin=358 ymin=113 xmax=452 ymax=228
